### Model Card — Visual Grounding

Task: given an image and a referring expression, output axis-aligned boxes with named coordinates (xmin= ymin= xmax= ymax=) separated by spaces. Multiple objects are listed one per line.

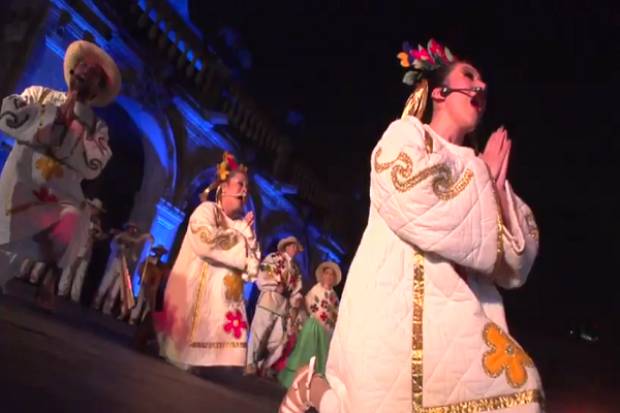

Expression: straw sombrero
xmin=315 ymin=261 xmax=342 ymax=286
xmin=277 ymin=236 xmax=304 ymax=253
xmin=63 ymin=40 xmax=121 ymax=107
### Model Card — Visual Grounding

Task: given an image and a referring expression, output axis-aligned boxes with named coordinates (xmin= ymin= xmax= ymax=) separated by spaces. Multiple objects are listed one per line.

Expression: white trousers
xmin=246 ymin=306 xmax=286 ymax=370
xmin=93 ymin=256 xmax=121 ymax=312
xmin=129 ymin=287 xmax=149 ymax=324
xmin=18 ymin=259 xmax=47 ymax=284
xmin=57 ymin=255 xmax=91 ymax=302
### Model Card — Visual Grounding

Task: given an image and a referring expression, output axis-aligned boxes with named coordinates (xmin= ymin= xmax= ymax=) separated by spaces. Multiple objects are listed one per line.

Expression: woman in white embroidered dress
xmin=279 ymin=39 xmax=543 ymax=413
xmin=156 ymin=152 xmax=260 ymax=369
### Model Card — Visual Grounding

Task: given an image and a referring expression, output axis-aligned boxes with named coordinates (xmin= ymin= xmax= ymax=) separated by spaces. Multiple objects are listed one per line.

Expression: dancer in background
xmin=0 ymin=40 xmax=120 ymax=309
xmin=129 ymin=245 xmax=169 ymax=325
xmin=157 ymin=152 xmax=260 ymax=370
xmin=245 ymin=236 xmax=304 ymax=377
xmin=279 ymin=39 xmax=542 ymax=413
xmin=92 ymin=223 xmax=153 ymax=318
xmin=58 ymin=198 xmax=107 ymax=302
xmin=278 ymin=261 xmax=340 ymax=388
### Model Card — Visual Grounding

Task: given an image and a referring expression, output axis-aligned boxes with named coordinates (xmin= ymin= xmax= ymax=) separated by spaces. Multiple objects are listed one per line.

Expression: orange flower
xmin=223 ymin=272 xmax=244 ymax=302
xmin=35 ymin=156 xmax=63 ymax=181
xmin=482 ymin=323 xmax=534 ymax=388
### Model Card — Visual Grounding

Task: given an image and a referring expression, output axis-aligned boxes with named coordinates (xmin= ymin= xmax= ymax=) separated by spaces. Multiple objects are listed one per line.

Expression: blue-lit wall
xmin=133 ymin=199 xmax=185 ymax=292
xmin=3 ymin=0 xmax=347 ymax=300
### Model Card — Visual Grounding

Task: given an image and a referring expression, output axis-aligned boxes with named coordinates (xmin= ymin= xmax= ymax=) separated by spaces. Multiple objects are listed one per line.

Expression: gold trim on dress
xmin=188 ymin=263 xmax=209 ymax=343
xmin=411 ymin=249 xmax=543 ymax=412
xmin=525 ymin=213 xmax=539 ymax=241
xmin=189 ymin=341 xmax=247 ymax=349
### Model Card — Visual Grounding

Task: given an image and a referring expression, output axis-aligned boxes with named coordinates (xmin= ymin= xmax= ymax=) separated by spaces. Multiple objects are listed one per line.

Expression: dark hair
xmin=421 ymin=61 xmax=460 ymax=123
xmin=420 ymin=61 xmax=481 ymax=152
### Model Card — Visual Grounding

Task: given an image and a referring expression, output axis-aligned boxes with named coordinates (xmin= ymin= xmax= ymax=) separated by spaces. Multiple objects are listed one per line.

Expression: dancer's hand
xmin=481 ymin=126 xmax=511 ymax=185
xmin=57 ymin=91 xmax=77 ymax=125
xmin=244 ymin=211 xmax=255 ymax=227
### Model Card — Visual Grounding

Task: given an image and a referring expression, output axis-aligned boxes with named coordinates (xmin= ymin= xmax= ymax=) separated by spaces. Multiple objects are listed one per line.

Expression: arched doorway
xmin=79 ymin=103 xmax=145 ymax=304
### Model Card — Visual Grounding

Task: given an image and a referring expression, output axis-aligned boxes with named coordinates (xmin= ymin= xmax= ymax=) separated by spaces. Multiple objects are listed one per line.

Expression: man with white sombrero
xmin=93 ymin=221 xmax=153 ymax=318
xmin=57 ymin=197 xmax=108 ymax=302
xmin=246 ymin=235 xmax=305 ymax=376
xmin=0 ymin=40 xmax=121 ymax=307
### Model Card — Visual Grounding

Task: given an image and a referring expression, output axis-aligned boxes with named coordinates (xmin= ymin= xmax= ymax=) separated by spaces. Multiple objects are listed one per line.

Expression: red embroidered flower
xmin=32 ymin=187 xmax=58 ymax=203
xmin=320 ymin=300 xmax=329 ymax=309
xmin=319 ymin=312 xmax=328 ymax=322
xmin=310 ymin=303 xmax=319 ymax=313
xmin=224 ymin=310 xmax=247 ymax=339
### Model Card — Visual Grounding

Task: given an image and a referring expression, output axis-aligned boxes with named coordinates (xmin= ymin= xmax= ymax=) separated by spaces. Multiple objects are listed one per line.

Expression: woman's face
xmin=220 ymin=171 xmax=248 ymax=213
xmin=439 ymin=62 xmax=487 ymax=133
xmin=321 ymin=268 xmax=336 ymax=289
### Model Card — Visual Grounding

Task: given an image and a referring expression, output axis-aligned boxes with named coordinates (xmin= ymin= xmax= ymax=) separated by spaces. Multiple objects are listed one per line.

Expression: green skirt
xmin=277 ymin=317 xmax=330 ymax=388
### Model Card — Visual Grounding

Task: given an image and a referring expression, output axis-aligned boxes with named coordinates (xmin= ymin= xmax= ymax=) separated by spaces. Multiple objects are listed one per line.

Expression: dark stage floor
xmin=0 ymin=278 xmax=617 ymax=413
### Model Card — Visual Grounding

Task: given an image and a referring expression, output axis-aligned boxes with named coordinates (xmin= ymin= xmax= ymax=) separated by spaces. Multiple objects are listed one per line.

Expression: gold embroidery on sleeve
xmin=190 ymin=224 xmax=239 ymax=251
xmin=374 ymin=147 xmax=473 ymax=198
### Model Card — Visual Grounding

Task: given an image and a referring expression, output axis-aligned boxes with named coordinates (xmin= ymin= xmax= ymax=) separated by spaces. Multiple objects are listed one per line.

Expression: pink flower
xmin=223 ymin=310 xmax=247 ymax=339
xmin=32 ymin=187 xmax=58 ymax=203
xmin=427 ymin=39 xmax=447 ymax=61
xmin=412 ymin=46 xmax=434 ymax=64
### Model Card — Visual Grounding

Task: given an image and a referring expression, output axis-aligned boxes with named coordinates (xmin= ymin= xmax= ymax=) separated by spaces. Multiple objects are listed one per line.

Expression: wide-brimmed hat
xmin=315 ymin=261 xmax=342 ymax=286
xmin=86 ymin=198 xmax=105 ymax=212
xmin=277 ymin=236 xmax=304 ymax=253
xmin=150 ymin=245 xmax=168 ymax=256
xmin=63 ymin=40 xmax=121 ymax=107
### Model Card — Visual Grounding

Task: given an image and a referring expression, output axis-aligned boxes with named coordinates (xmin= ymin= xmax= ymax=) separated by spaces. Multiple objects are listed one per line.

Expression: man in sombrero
xmin=0 ymin=40 xmax=121 ymax=307
xmin=246 ymin=235 xmax=305 ymax=377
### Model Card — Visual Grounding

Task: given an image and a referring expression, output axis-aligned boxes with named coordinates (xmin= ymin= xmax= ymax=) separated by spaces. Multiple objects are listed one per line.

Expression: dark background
xmin=189 ymin=0 xmax=618 ymax=337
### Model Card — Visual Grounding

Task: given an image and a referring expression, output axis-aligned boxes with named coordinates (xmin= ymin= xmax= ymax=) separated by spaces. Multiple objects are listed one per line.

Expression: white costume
xmin=157 ymin=201 xmax=260 ymax=368
xmin=321 ymin=117 xmax=543 ymax=412
xmin=0 ymin=86 xmax=111 ymax=269
xmin=93 ymin=229 xmax=151 ymax=315
xmin=247 ymin=250 xmax=303 ymax=372
xmin=17 ymin=258 xmax=48 ymax=284
xmin=58 ymin=215 xmax=106 ymax=301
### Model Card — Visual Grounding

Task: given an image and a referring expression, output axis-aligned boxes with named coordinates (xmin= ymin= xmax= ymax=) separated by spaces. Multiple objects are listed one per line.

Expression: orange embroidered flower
xmin=483 ymin=322 xmax=534 ymax=388
xmin=35 ymin=156 xmax=63 ymax=181
xmin=223 ymin=272 xmax=244 ymax=302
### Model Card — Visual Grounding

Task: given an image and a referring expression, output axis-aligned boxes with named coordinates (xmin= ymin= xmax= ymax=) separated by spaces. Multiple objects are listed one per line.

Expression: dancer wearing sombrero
xmin=0 ymin=40 xmax=121 ymax=308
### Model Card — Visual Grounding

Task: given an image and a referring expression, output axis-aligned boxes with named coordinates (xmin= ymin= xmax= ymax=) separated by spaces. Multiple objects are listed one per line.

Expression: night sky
xmin=190 ymin=1 xmax=618 ymax=335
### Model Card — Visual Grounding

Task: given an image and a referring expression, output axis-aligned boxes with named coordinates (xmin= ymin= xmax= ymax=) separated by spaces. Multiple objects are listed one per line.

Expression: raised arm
xmin=370 ymin=117 xmax=501 ymax=274
xmin=187 ymin=203 xmax=252 ymax=272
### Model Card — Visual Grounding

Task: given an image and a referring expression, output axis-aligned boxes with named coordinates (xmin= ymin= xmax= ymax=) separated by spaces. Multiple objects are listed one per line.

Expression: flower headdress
xmin=201 ymin=152 xmax=248 ymax=202
xmin=216 ymin=151 xmax=248 ymax=182
xmin=396 ymin=39 xmax=457 ymax=119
